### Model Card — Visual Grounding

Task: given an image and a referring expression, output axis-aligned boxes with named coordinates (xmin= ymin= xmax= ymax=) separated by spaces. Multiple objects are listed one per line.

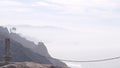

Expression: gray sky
xmin=1 ymin=0 xmax=120 ymax=28
xmin=1 ymin=0 xmax=120 ymax=68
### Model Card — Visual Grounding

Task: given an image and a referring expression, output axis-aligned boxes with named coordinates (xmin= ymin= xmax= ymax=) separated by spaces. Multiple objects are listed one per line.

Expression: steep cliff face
xmin=10 ymin=33 xmax=51 ymax=57
xmin=10 ymin=32 xmax=67 ymax=67
xmin=0 ymin=27 xmax=51 ymax=64
xmin=0 ymin=26 xmax=67 ymax=66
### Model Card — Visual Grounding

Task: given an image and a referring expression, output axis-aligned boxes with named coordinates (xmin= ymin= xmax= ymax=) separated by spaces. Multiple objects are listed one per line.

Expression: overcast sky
xmin=1 ymin=0 xmax=120 ymax=68
xmin=1 ymin=0 xmax=120 ymax=28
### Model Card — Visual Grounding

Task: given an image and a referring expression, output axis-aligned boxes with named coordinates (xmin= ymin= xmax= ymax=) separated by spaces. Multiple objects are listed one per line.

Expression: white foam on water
xmin=64 ymin=62 xmax=83 ymax=68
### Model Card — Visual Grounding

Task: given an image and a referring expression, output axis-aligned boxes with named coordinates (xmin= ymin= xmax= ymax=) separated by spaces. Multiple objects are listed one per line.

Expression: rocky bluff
xmin=0 ymin=26 xmax=67 ymax=67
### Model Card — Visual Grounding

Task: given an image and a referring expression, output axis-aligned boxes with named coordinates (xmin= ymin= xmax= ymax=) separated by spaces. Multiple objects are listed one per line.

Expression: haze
xmin=1 ymin=0 xmax=120 ymax=68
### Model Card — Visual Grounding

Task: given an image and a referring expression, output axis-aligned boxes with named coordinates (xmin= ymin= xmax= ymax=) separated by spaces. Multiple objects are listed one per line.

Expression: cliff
xmin=0 ymin=27 xmax=51 ymax=64
xmin=0 ymin=26 xmax=67 ymax=67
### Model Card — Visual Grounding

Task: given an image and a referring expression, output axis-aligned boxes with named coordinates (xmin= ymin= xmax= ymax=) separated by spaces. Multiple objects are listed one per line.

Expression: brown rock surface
xmin=0 ymin=62 xmax=69 ymax=68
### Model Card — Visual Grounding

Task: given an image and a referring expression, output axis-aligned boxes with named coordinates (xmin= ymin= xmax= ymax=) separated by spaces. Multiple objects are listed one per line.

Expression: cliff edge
xmin=0 ymin=26 xmax=67 ymax=67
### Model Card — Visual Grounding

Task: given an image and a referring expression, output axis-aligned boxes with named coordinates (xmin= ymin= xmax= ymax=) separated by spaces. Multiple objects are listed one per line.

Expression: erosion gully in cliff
xmin=0 ymin=26 xmax=69 ymax=68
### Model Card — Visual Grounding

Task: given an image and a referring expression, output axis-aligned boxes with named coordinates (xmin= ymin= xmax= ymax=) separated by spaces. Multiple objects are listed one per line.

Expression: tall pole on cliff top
xmin=3 ymin=27 xmax=15 ymax=63
xmin=4 ymin=38 xmax=12 ymax=63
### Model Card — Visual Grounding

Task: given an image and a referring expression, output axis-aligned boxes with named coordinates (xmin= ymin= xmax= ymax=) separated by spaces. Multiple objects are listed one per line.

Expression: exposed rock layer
xmin=0 ymin=62 xmax=69 ymax=68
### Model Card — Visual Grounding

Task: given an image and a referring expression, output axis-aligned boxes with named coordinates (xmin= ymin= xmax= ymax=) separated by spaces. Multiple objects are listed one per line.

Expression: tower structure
xmin=4 ymin=38 xmax=12 ymax=63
